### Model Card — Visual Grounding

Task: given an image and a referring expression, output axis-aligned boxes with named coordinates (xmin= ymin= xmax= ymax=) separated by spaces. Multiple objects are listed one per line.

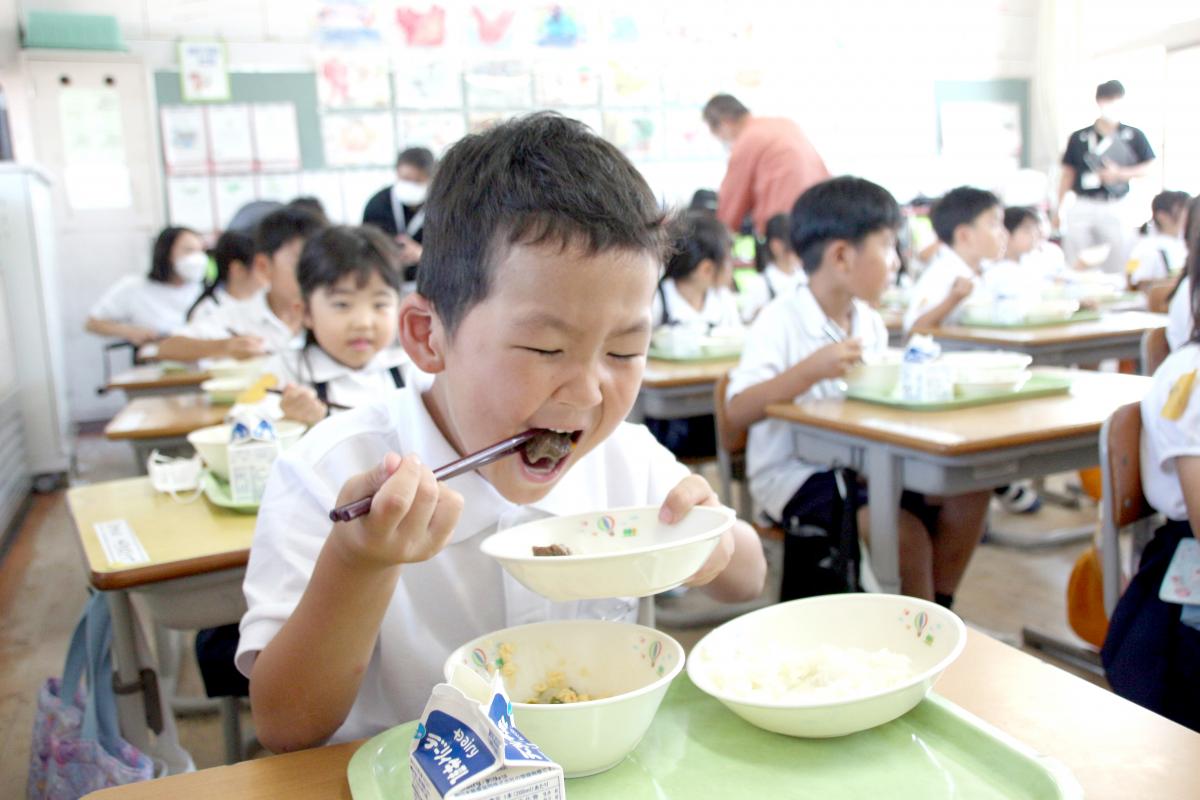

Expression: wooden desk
xmin=930 ymin=311 xmax=1167 ymax=368
xmin=105 ymin=394 xmax=229 ymax=469
xmin=634 ymin=357 xmax=739 ymax=421
xmin=66 ymin=478 xmax=255 ymax=773
xmin=105 ymin=365 xmax=209 ymax=398
xmin=82 ymin=629 xmax=1200 ymax=800
xmin=766 ymin=369 xmax=1152 ymax=591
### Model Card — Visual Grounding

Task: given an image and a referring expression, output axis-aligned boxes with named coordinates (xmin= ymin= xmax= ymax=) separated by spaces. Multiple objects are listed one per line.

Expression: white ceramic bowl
xmin=205 ymin=357 xmax=269 ymax=380
xmin=938 ymin=350 xmax=1033 ymax=376
xmin=444 ymin=620 xmax=684 ymax=777
xmin=954 ymin=369 xmax=1032 ymax=398
xmin=845 ymin=349 xmax=904 ymax=394
xmin=186 ymin=420 xmax=306 ymax=480
xmin=200 ymin=376 xmax=256 ymax=405
xmin=479 ymin=505 xmax=733 ymax=601
xmin=1026 ymin=299 xmax=1079 ymax=323
xmin=687 ymin=594 xmax=966 ymax=738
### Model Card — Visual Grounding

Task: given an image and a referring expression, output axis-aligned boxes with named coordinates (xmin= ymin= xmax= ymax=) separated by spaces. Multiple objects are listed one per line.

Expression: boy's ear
xmin=825 ymin=240 xmax=852 ymax=274
xmin=398 ymin=292 xmax=446 ymax=374
xmin=251 ymin=253 xmax=272 ymax=282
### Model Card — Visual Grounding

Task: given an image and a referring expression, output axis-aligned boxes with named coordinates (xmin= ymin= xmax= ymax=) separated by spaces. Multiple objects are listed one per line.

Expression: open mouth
xmin=518 ymin=428 xmax=583 ymax=478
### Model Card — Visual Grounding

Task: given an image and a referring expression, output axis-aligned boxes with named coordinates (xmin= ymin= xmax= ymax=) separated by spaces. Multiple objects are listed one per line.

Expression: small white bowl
xmin=687 ymin=594 xmax=965 ymax=738
xmin=444 ymin=620 xmax=684 ymax=777
xmin=955 ymin=369 xmax=1032 ymax=398
xmin=205 ymin=357 xmax=269 ymax=380
xmin=200 ymin=376 xmax=255 ymax=405
xmin=479 ymin=505 xmax=732 ymax=601
xmin=1026 ymin=299 xmax=1080 ymax=323
xmin=186 ymin=420 xmax=306 ymax=480
xmin=938 ymin=350 xmax=1033 ymax=374
xmin=845 ymin=348 xmax=904 ymax=394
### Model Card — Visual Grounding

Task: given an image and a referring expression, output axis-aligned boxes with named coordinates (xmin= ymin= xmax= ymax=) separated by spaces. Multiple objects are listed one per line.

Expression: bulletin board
xmin=934 ymin=79 xmax=1031 ymax=170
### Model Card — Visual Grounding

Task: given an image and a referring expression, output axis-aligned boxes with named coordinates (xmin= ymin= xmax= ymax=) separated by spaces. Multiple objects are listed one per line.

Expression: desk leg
xmin=866 ymin=449 xmax=902 ymax=594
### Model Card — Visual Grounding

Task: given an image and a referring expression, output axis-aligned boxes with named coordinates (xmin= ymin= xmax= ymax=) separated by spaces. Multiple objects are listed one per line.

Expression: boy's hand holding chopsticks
xmin=329 ymin=453 xmax=464 ymax=569
xmin=279 ymin=384 xmax=333 ymax=425
xmin=809 ymin=338 xmax=863 ymax=381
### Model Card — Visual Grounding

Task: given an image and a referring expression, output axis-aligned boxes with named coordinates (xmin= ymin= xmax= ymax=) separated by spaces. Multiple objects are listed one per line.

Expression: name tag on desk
xmin=94 ymin=519 xmax=151 ymax=566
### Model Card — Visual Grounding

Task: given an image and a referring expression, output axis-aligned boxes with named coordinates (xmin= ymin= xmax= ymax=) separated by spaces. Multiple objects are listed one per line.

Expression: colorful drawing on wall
xmin=603 ymin=2 xmax=661 ymax=45
xmin=603 ymin=111 xmax=661 ymax=159
xmin=604 ymin=60 xmax=659 ymax=107
xmin=471 ymin=5 xmax=517 ymax=46
xmin=178 ymin=41 xmax=230 ymax=102
xmin=213 ymin=174 xmax=259 ymax=230
xmin=160 ymin=105 xmax=210 ymax=175
xmin=396 ymin=4 xmax=447 ymax=47
xmin=317 ymin=51 xmax=392 ymax=109
xmin=166 ymin=176 xmax=216 ymax=233
xmin=465 ymin=60 xmax=532 ymax=109
xmin=321 ymin=112 xmax=396 ymax=167
xmin=206 ymin=104 xmax=255 ymax=172
xmin=255 ymin=172 xmax=301 ymax=204
xmin=536 ymin=4 xmax=585 ymax=47
xmin=397 ymin=112 xmax=466 ymax=155
xmin=393 ymin=60 xmax=462 ymax=109
xmin=316 ymin=0 xmax=382 ymax=47
xmin=533 ymin=61 xmax=598 ymax=106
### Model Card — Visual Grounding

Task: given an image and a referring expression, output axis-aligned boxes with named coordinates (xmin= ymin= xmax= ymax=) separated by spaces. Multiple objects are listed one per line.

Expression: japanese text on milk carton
xmin=227 ymin=413 xmax=280 ymax=505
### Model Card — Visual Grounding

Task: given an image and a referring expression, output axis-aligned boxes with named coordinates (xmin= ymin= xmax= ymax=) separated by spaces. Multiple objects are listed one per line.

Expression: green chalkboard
xmin=154 ymin=70 xmax=327 ymax=170
xmin=934 ymin=79 xmax=1031 ymax=169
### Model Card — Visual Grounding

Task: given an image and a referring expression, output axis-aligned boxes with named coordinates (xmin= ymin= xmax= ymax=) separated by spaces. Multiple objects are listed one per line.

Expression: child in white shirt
xmin=651 ymin=211 xmax=743 ymax=332
xmin=85 ymin=226 xmax=208 ymax=345
xmin=903 ymin=187 xmax=1008 ymax=333
xmin=185 ymin=230 xmax=267 ymax=325
xmin=271 ymin=226 xmax=411 ymax=424
xmin=739 ymin=213 xmax=805 ymax=322
xmin=157 ymin=207 xmax=325 ymax=362
xmin=1127 ymin=190 xmax=1189 ymax=288
xmin=727 ymin=176 xmax=990 ymax=606
xmin=237 ymin=114 xmax=766 ymax=751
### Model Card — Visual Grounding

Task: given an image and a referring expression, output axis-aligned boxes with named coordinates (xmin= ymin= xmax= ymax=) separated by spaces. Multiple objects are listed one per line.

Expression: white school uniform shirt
xmin=187 ymin=286 xmax=262 ymax=327
xmin=265 ymin=343 xmax=412 ymax=410
xmin=739 ymin=264 xmax=807 ymax=322
xmin=1140 ymin=343 xmax=1200 ymax=522
xmin=236 ymin=370 xmax=690 ymax=739
xmin=651 ymin=278 xmax=743 ymax=331
xmin=1128 ymin=232 xmax=1187 ymax=286
xmin=89 ymin=274 xmax=202 ymax=336
xmin=726 ymin=285 xmax=888 ymax=522
xmin=173 ymin=290 xmax=304 ymax=354
xmin=902 ymin=247 xmax=986 ymax=333
xmin=1167 ymin=277 xmax=1193 ymax=352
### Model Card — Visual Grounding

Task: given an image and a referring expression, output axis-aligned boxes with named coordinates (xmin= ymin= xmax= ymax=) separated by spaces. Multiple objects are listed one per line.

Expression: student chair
xmin=1141 ymin=327 xmax=1170 ymax=376
xmin=712 ymin=372 xmax=782 ymax=542
xmin=1099 ymin=402 xmax=1160 ymax=616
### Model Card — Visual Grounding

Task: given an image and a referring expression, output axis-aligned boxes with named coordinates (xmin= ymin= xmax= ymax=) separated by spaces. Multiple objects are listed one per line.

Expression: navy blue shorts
xmin=780 ymin=469 xmax=942 ymax=535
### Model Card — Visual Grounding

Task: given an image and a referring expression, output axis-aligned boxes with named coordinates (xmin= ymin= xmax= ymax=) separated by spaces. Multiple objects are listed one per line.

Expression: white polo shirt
xmin=1167 ymin=277 xmax=1193 ymax=351
xmin=1140 ymin=343 xmax=1200 ymax=522
xmin=1128 ymin=232 xmax=1187 ymax=286
xmin=265 ymin=343 xmax=413 ymax=410
xmin=726 ymin=285 xmax=887 ymax=522
xmin=236 ymin=370 xmax=690 ymax=739
xmin=651 ymin=278 xmax=743 ymax=331
xmin=188 ymin=286 xmax=261 ymax=326
xmin=173 ymin=290 xmax=304 ymax=354
xmin=739 ymin=264 xmax=807 ymax=322
xmin=902 ymin=247 xmax=984 ymax=333
xmin=89 ymin=274 xmax=202 ymax=336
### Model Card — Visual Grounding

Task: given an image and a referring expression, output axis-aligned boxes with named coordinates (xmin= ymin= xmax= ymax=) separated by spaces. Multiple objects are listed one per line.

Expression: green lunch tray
xmin=958 ymin=310 xmax=1101 ymax=329
xmin=846 ymin=374 xmax=1072 ymax=412
xmin=346 ymin=676 xmax=1080 ymax=800
xmin=647 ymin=346 xmax=742 ymax=363
xmin=200 ymin=471 xmax=259 ymax=514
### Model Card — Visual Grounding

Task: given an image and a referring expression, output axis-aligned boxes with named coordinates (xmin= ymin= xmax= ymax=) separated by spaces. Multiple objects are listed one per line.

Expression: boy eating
xmin=237 ymin=114 xmax=767 ymax=753
xmin=726 ymin=176 xmax=989 ymax=604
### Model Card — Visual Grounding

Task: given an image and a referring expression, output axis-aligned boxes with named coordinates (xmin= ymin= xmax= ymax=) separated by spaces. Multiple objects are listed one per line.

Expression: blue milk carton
xmin=410 ymin=679 xmax=565 ymax=799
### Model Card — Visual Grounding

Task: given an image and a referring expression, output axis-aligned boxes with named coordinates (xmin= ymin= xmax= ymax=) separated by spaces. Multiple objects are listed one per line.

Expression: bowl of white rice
xmin=687 ymin=594 xmax=966 ymax=738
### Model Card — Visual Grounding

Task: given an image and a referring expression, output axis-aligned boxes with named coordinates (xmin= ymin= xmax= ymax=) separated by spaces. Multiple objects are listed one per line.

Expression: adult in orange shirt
xmin=703 ymin=94 xmax=830 ymax=235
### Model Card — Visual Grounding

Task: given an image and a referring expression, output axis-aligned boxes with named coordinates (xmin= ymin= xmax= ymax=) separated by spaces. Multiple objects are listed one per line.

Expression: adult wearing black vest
xmin=362 ymin=147 xmax=436 ymax=281
xmin=1054 ymin=80 xmax=1156 ymax=274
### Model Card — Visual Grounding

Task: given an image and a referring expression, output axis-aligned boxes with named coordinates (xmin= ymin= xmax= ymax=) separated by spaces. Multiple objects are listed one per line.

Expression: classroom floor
xmin=0 ymin=433 xmax=1110 ymax=795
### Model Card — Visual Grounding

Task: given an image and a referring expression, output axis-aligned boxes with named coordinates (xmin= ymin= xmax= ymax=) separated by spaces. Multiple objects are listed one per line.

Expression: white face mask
xmin=1098 ymin=101 xmax=1122 ymax=124
xmin=174 ymin=251 xmax=209 ymax=283
xmin=393 ymin=178 xmax=427 ymax=206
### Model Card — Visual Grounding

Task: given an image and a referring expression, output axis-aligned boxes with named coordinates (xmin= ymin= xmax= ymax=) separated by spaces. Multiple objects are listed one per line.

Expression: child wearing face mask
xmin=269 ymin=226 xmax=411 ymax=425
xmin=1127 ymin=190 xmax=1190 ymax=288
xmin=84 ymin=226 xmax=209 ymax=346
xmin=363 ymin=147 xmax=436 ymax=280
xmin=739 ymin=213 xmax=805 ymax=322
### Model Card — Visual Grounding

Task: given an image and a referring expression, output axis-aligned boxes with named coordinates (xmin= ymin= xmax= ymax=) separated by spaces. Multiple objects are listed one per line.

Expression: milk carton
xmin=899 ymin=335 xmax=954 ymax=403
xmin=226 ymin=413 xmax=280 ymax=505
xmin=410 ymin=678 xmax=565 ymax=800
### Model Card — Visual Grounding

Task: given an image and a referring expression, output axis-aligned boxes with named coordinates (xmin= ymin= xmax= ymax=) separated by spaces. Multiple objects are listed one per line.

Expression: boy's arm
xmin=664 ymin=474 xmax=766 ymax=604
xmin=249 ymin=454 xmax=463 ymax=753
xmin=909 ymin=277 xmax=975 ymax=332
xmin=156 ymin=333 xmax=265 ymax=362
xmin=726 ymin=339 xmax=862 ymax=433
xmin=85 ymin=317 xmax=159 ymax=346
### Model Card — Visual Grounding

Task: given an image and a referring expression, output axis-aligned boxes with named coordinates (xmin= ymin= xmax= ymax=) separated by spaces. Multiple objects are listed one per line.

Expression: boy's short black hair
xmin=213 ymin=229 xmax=254 ymax=275
xmin=1152 ymin=190 xmax=1190 ymax=219
xmin=702 ymin=94 xmax=750 ymax=130
xmin=1003 ymin=206 xmax=1039 ymax=233
xmin=689 ymin=188 xmax=718 ymax=214
xmin=930 ymin=187 xmax=1001 ymax=246
xmin=1096 ymin=80 xmax=1125 ymax=101
xmin=790 ymin=176 xmax=900 ymax=275
xmin=397 ymin=146 xmax=436 ymax=175
xmin=417 ymin=112 xmax=667 ymax=335
xmin=253 ymin=206 xmax=325 ymax=258
xmin=297 ymin=225 xmax=403 ymax=301
xmin=755 ymin=213 xmax=794 ymax=272
xmin=287 ymin=195 xmax=329 ymax=224
xmin=148 ymin=226 xmax=198 ymax=283
xmin=664 ymin=210 xmax=731 ymax=281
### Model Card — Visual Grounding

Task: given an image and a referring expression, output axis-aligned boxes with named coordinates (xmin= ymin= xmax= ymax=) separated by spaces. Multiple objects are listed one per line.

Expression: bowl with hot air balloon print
xmin=444 ymin=620 xmax=684 ymax=778
xmin=687 ymin=594 xmax=966 ymax=738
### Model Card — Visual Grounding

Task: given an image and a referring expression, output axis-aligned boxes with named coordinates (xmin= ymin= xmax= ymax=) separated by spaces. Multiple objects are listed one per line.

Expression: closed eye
xmin=521 ymin=347 xmax=563 ymax=357
xmin=608 ymin=352 xmax=644 ymax=360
